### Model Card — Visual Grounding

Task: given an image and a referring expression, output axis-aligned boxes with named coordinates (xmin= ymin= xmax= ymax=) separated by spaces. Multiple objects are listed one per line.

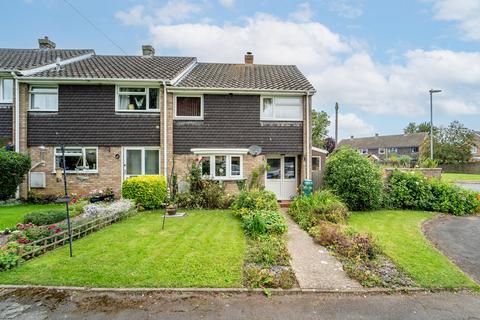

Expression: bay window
xmin=116 ymin=86 xmax=159 ymax=111
xmin=55 ymin=147 xmax=98 ymax=173
xmin=261 ymin=96 xmax=303 ymax=121
xmin=199 ymin=155 xmax=243 ymax=180
xmin=0 ymin=78 xmax=13 ymax=103
xmin=174 ymin=95 xmax=203 ymax=119
xmin=30 ymin=86 xmax=58 ymax=111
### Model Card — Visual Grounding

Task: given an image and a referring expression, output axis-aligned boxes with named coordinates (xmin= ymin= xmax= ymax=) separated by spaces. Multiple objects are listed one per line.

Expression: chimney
xmin=244 ymin=51 xmax=254 ymax=65
xmin=375 ymin=133 xmax=379 ymax=137
xmin=142 ymin=45 xmax=155 ymax=57
xmin=38 ymin=36 xmax=56 ymax=49
xmin=350 ymin=135 xmax=354 ymax=139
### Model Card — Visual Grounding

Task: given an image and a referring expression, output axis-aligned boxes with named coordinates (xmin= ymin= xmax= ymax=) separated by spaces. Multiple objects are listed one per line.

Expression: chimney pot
xmin=38 ymin=36 xmax=56 ymax=49
xmin=142 ymin=45 xmax=155 ymax=57
xmin=375 ymin=133 xmax=379 ymax=137
xmin=350 ymin=135 xmax=354 ymax=139
xmin=244 ymin=51 xmax=254 ymax=65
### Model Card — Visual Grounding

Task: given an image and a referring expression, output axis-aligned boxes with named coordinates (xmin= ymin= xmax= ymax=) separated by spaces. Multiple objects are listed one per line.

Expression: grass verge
xmin=0 ymin=204 xmax=62 ymax=230
xmin=442 ymin=173 xmax=480 ymax=183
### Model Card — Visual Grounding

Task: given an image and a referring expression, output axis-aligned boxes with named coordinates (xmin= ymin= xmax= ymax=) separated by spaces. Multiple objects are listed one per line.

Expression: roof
xmin=175 ymin=63 xmax=315 ymax=91
xmin=338 ymin=133 xmax=428 ymax=149
xmin=0 ymin=48 xmax=94 ymax=71
xmin=25 ymin=55 xmax=196 ymax=81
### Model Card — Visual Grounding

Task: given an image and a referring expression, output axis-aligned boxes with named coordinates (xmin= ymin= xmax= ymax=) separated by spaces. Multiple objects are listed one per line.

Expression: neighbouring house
xmin=2 ymin=39 xmax=315 ymax=201
xmin=312 ymin=147 xmax=327 ymax=172
xmin=471 ymin=131 xmax=480 ymax=162
xmin=338 ymin=133 xmax=428 ymax=160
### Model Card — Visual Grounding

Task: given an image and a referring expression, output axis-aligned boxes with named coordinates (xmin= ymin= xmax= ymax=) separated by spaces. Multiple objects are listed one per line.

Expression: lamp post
xmin=429 ymin=89 xmax=442 ymax=160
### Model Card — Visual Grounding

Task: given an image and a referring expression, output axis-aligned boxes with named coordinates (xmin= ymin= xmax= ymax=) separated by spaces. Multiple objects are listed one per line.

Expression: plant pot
xmin=166 ymin=205 xmax=177 ymax=216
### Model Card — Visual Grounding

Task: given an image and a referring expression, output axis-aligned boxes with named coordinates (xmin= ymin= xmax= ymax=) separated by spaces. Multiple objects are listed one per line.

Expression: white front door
xmin=265 ymin=155 xmax=298 ymax=200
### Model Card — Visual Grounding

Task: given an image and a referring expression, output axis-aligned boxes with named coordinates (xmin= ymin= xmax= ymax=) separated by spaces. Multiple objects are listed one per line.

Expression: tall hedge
xmin=323 ymin=147 xmax=383 ymax=211
xmin=0 ymin=150 xmax=31 ymax=200
xmin=121 ymin=175 xmax=167 ymax=209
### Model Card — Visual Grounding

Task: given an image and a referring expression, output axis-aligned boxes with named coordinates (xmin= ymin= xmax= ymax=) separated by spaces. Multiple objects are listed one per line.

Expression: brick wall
xmin=28 ymin=146 xmax=123 ymax=197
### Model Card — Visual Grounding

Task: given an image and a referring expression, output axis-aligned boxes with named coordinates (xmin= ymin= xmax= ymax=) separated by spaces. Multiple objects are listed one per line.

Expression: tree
xmin=312 ymin=110 xmax=330 ymax=148
xmin=324 ymin=137 xmax=336 ymax=153
xmin=420 ymin=120 xmax=474 ymax=164
xmin=404 ymin=121 xmax=437 ymax=134
xmin=0 ymin=150 xmax=31 ymax=200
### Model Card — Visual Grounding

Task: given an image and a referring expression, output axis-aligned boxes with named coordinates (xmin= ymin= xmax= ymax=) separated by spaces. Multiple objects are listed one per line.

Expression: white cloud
xmin=219 ymin=0 xmax=235 ymax=9
xmin=428 ymin=0 xmax=480 ymax=41
xmin=327 ymin=112 xmax=375 ymax=139
xmin=290 ymin=3 xmax=314 ymax=22
xmin=115 ymin=5 xmax=150 ymax=26
xmin=326 ymin=0 xmax=363 ymax=19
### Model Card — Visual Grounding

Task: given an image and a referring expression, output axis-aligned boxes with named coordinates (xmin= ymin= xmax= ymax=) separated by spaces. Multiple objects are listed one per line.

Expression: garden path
xmin=281 ymin=209 xmax=363 ymax=290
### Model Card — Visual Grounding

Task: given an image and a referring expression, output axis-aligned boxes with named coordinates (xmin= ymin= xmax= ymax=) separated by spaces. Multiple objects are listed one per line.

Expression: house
xmin=312 ymin=147 xmax=327 ymax=172
xmin=2 ymin=39 xmax=315 ymax=201
xmin=338 ymin=133 xmax=428 ymax=160
xmin=471 ymin=131 xmax=480 ymax=161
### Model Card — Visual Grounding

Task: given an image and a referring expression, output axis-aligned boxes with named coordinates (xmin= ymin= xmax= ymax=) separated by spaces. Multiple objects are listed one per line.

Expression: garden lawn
xmin=349 ymin=210 xmax=479 ymax=289
xmin=442 ymin=173 xmax=480 ymax=183
xmin=0 ymin=204 xmax=61 ymax=230
xmin=0 ymin=210 xmax=245 ymax=288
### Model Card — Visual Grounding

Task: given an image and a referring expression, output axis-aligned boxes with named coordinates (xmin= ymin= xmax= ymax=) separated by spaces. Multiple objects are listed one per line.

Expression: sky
xmin=2 ymin=0 xmax=480 ymax=140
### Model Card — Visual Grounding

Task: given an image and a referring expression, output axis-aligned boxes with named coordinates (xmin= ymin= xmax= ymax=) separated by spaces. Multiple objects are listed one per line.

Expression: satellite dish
xmin=248 ymin=145 xmax=262 ymax=156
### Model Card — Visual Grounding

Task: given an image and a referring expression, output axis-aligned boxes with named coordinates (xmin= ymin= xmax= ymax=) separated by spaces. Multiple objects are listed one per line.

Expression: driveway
xmin=1 ymin=288 xmax=480 ymax=320
xmin=424 ymin=215 xmax=480 ymax=283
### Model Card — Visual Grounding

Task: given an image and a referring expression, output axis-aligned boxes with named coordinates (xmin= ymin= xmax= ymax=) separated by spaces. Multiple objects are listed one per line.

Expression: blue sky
xmin=2 ymin=0 xmax=480 ymax=139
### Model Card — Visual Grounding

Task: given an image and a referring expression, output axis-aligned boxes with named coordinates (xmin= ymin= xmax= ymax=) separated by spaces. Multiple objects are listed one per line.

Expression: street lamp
xmin=429 ymin=89 xmax=442 ymax=160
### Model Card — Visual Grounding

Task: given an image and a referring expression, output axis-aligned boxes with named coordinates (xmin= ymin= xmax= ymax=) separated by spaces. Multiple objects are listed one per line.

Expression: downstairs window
xmin=54 ymin=147 xmax=98 ymax=173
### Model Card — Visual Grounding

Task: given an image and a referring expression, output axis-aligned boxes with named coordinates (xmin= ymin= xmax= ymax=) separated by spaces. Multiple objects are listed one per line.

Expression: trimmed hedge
xmin=0 ymin=150 xmax=31 ymax=200
xmin=387 ymin=170 xmax=480 ymax=216
xmin=121 ymin=175 xmax=167 ymax=209
xmin=23 ymin=209 xmax=67 ymax=225
xmin=323 ymin=147 xmax=383 ymax=211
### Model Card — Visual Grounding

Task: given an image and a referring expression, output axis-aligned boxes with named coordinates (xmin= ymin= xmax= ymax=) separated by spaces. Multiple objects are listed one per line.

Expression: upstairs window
xmin=358 ymin=148 xmax=368 ymax=155
xmin=174 ymin=95 xmax=203 ymax=119
xmin=411 ymin=147 xmax=419 ymax=153
xmin=379 ymin=148 xmax=386 ymax=155
xmin=30 ymin=86 xmax=58 ymax=111
xmin=54 ymin=147 xmax=98 ymax=173
xmin=0 ymin=78 xmax=13 ymax=103
xmin=388 ymin=147 xmax=398 ymax=153
xmin=261 ymin=96 xmax=303 ymax=121
xmin=117 ymin=87 xmax=159 ymax=111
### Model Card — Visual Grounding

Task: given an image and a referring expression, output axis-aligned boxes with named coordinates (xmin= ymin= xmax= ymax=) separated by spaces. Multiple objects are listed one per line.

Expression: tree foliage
xmin=324 ymin=137 xmax=336 ymax=153
xmin=312 ymin=110 xmax=330 ymax=148
xmin=0 ymin=150 xmax=31 ymax=200
xmin=404 ymin=121 xmax=438 ymax=134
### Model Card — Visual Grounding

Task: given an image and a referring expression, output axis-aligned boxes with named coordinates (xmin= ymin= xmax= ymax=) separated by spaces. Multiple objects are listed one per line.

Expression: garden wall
xmin=383 ymin=168 xmax=442 ymax=180
xmin=439 ymin=163 xmax=480 ymax=174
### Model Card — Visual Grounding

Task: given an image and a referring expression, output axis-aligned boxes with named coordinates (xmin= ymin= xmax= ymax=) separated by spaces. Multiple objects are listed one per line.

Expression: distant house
xmin=312 ymin=147 xmax=328 ymax=172
xmin=338 ymin=133 xmax=428 ymax=160
xmin=471 ymin=131 xmax=480 ymax=161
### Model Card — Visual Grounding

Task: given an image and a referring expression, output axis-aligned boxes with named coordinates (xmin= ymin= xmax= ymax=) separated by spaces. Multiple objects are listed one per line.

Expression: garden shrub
xmin=0 ymin=150 xmax=31 ymax=201
xmin=231 ymin=189 xmax=279 ymax=213
xmin=246 ymin=235 xmax=291 ymax=267
xmin=122 ymin=175 xmax=167 ymax=209
xmin=0 ymin=242 xmax=21 ymax=271
xmin=288 ymin=190 xmax=349 ymax=229
xmin=23 ymin=209 xmax=67 ymax=225
xmin=323 ymin=147 xmax=384 ymax=211
xmin=242 ymin=210 xmax=287 ymax=237
xmin=25 ymin=191 xmax=58 ymax=204
xmin=82 ymin=199 xmax=135 ymax=219
xmin=244 ymin=265 xmax=296 ymax=289
xmin=308 ymin=221 xmax=349 ymax=247
xmin=387 ymin=170 xmax=480 ymax=215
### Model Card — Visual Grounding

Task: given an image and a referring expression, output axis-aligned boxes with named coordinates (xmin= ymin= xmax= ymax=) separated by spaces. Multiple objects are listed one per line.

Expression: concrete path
xmin=424 ymin=215 xmax=480 ymax=284
xmin=282 ymin=210 xmax=362 ymax=290
xmin=2 ymin=288 xmax=480 ymax=320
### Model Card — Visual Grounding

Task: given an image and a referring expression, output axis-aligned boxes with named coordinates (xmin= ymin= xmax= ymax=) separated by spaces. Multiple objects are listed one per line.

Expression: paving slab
xmin=282 ymin=209 xmax=362 ymax=290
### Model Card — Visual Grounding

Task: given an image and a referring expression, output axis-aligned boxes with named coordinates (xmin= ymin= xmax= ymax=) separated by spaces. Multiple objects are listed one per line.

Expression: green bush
xmin=23 ymin=209 xmax=67 ymax=225
xmin=0 ymin=150 xmax=31 ymax=201
xmin=122 ymin=175 xmax=167 ymax=209
xmin=246 ymin=235 xmax=291 ymax=267
xmin=288 ymin=190 xmax=349 ymax=229
xmin=387 ymin=170 xmax=480 ymax=215
xmin=175 ymin=180 xmax=234 ymax=209
xmin=231 ymin=189 xmax=279 ymax=213
xmin=0 ymin=242 xmax=21 ymax=271
xmin=242 ymin=210 xmax=287 ymax=237
xmin=244 ymin=265 xmax=296 ymax=289
xmin=323 ymin=147 xmax=384 ymax=211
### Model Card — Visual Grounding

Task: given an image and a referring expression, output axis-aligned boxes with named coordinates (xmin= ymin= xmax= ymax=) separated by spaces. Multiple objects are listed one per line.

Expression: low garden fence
xmin=18 ymin=209 xmax=136 ymax=260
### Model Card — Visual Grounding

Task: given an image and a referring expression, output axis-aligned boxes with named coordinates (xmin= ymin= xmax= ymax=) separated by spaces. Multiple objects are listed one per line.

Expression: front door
xmin=265 ymin=155 xmax=298 ymax=200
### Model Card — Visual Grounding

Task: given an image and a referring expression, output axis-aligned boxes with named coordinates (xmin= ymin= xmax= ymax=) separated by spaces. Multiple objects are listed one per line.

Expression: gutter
xmin=168 ymin=87 xmax=316 ymax=95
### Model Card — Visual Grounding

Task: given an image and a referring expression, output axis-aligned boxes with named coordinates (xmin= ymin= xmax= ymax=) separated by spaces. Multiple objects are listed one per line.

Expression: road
xmin=0 ymin=288 xmax=479 ymax=320
xmin=456 ymin=182 xmax=480 ymax=192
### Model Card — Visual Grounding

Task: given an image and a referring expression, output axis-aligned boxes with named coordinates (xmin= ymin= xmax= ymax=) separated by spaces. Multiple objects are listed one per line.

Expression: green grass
xmin=349 ymin=210 xmax=479 ymax=289
xmin=0 ymin=210 xmax=246 ymax=288
xmin=442 ymin=173 xmax=480 ymax=182
xmin=0 ymin=204 xmax=62 ymax=230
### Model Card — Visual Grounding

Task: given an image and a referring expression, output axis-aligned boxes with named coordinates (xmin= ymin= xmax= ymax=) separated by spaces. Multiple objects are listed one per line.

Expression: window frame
xmin=260 ymin=96 xmax=303 ymax=121
xmin=199 ymin=154 xmax=243 ymax=180
xmin=174 ymin=94 xmax=204 ymax=120
xmin=471 ymin=146 xmax=478 ymax=155
xmin=388 ymin=147 xmax=398 ymax=153
xmin=411 ymin=147 xmax=419 ymax=153
xmin=123 ymin=147 xmax=161 ymax=178
xmin=115 ymin=85 xmax=160 ymax=113
xmin=358 ymin=148 xmax=368 ymax=155
xmin=29 ymin=85 xmax=59 ymax=112
xmin=312 ymin=156 xmax=321 ymax=171
xmin=54 ymin=146 xmax=98 ymax=174
xmin=0 ymin=78 xmax=13 ymax=103
xmin=378 ymin=148 xmax=386 ymax=155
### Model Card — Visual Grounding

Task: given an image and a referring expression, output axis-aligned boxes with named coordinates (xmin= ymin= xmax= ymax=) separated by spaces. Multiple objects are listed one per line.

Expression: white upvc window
xmin=358 ymin=148 xmax=368 ymax=155
xmin=261 ymin=96 xmax=303 ymax=121
xmin=116 ymin=86 xmax=159 ymax=112
xmin=54 ymin=147 xmax=98 ymax=173
xmin=379 ymin=148 xmax=386 ymax=155
xmin=30 ymin=86 xmax=58 ymax=111
xmin=198 ymin=154 xmax=243 ymax=180
xmin=411 ymin=147 xmax=419 ymax=153
xmin=124 ymin=147 xmax=160 ymax=178
xmin=471 ymin=146 xmax=478 ymax=155
xmin=388 ymin=147 xmax=398 ymax=153
xmin=0 ymin=78 xmax=13 ymax=103
xmin=312 ymin=156 xmax=321 ymax=171
xmin=174 ymin=94 xmax=204 ymax=120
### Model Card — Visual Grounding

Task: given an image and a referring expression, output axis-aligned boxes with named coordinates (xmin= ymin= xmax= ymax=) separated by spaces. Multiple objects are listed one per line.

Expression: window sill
xmin=174 ymin=117 xmax=204 ymax=121
xmin=29 ymin=109 xmax=58 ymax=112
xmin=115 ymin=110 xmax=160 ymax=113
xmin=260 ymin=118 xmax=303 ymax=122
xmin=51 ymin=171 xmax=99 ymax=174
